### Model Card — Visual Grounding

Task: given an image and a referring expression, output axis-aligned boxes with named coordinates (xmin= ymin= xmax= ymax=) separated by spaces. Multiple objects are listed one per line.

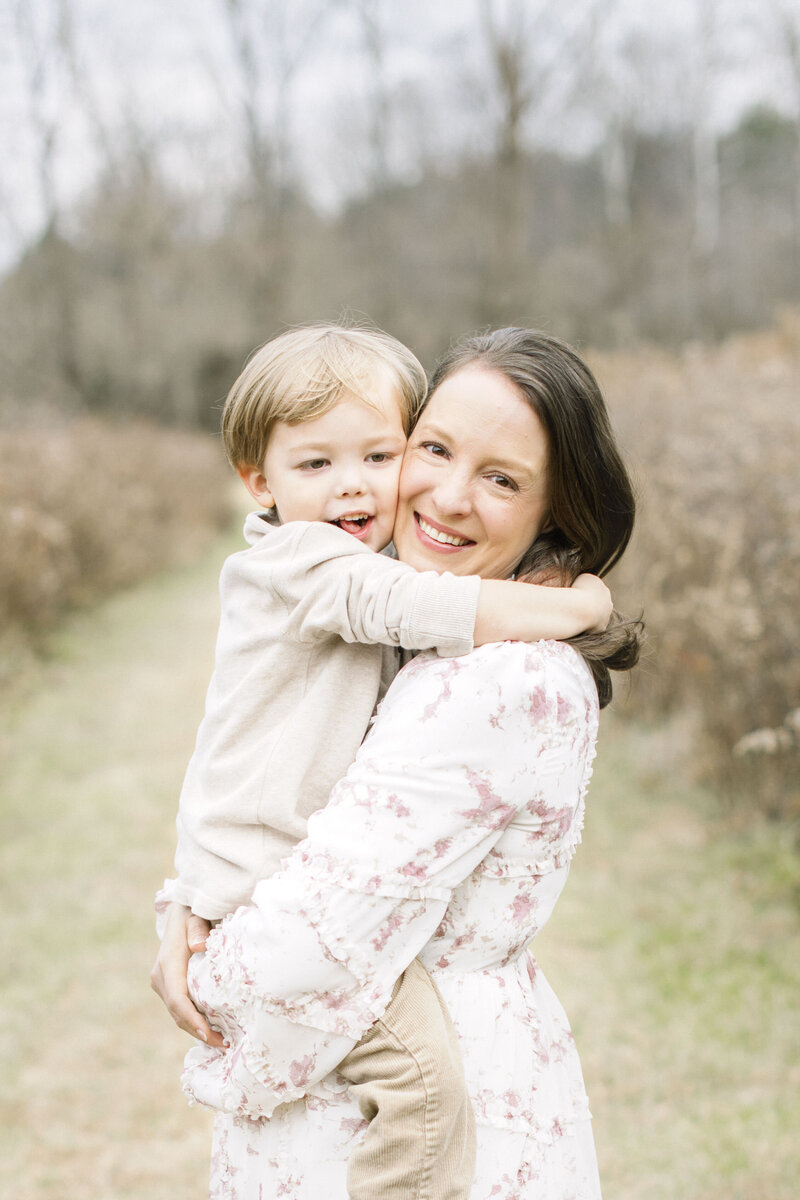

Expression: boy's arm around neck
xmin=473 ymin=574 xmax=612 ymax=645
xmin=260 ymin=521 xmax=480 ymax=656
xmin=254 ymin=523 xmax=610 ymax=655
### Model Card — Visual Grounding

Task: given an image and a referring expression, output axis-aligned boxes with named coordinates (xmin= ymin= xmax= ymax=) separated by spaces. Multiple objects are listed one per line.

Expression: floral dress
xmin=184 ymin=640 xmax=602 ymax=1200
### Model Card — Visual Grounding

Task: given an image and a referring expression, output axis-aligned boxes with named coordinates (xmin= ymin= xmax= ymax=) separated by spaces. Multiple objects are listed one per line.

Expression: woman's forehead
xmin=420 ymin=368 xmax=547 ymax=472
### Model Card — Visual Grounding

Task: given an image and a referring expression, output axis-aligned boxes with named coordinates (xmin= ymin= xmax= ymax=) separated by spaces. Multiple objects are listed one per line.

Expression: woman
xmin=153 ymin=328 xmax=642 ymax=1198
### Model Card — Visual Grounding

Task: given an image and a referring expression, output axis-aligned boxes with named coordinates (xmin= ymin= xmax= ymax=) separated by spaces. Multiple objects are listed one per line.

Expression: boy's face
xmin=240 ymin=376 xmax=407 ymax=552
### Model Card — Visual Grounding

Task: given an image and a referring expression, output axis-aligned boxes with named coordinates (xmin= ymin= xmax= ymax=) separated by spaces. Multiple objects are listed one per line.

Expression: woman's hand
xmin=150 ymin=903 xmax=226 ymax=1047
xmin=570 ymin=573 xmax=613 ymax=632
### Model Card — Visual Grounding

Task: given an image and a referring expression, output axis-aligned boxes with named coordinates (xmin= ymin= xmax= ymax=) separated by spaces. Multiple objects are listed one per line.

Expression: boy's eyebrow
xmin=289 ymin=431 xmax=406 ymax=453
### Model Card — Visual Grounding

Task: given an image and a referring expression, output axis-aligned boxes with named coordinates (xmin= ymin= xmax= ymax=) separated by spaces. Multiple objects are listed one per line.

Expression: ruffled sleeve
xmin=182 ymin=641 xmax=591 ymax=1120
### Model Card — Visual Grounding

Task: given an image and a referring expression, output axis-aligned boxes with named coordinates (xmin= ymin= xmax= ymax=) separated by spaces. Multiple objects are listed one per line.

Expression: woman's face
xmin=393 ymin=365 xmax=550 ymax=579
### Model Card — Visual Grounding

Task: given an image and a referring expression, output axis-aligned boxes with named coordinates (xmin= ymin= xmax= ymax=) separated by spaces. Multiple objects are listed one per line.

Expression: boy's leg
xmin=338 ymin=958 xmax=476 ymax=1200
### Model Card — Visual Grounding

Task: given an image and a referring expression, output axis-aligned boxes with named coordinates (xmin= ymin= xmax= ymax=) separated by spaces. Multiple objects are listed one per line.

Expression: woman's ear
xmin=237 ymin=465 xmax=276 ymax=510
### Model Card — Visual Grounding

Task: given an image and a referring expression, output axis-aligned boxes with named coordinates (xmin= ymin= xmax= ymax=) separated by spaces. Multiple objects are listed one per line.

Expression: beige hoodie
xmin=159 ymin=514 xmax=481 ymax=919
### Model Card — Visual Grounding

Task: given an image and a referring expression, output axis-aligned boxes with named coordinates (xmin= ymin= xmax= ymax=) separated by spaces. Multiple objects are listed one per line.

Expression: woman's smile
xmin=393 ymin=364 xmax=551 ymax=581
xmin=414 ymin=512 xmax=475 ymax=549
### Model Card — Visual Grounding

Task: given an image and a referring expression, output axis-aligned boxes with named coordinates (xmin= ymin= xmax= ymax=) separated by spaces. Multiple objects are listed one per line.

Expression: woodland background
xmin=2 ymin=0 xmax=798 ymax=808
xmin=1 ymin=3 xmax=799 ymax=1196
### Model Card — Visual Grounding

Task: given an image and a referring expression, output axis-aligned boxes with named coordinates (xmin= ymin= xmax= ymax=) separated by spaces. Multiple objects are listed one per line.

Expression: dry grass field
xmin=0 ymin=544 xmax=223 ymax=1199
xmin=1 ymin=521 xmax=799 ymax=1199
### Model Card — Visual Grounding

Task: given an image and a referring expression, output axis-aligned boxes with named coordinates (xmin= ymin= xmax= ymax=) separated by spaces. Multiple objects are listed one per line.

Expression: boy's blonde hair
xmin=222 ymin=323 xmax=427 ymax=469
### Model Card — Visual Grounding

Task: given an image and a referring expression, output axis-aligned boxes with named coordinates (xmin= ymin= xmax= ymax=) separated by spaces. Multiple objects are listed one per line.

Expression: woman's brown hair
xmin=428 ymin=327 xmax=644 ymax=707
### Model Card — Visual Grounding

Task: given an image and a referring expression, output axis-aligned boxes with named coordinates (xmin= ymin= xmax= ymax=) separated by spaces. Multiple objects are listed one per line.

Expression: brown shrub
xmin=591 ymin=310 xmax=800 ymax=816
xmin=0 ymin=416 xmax=233 ymax=638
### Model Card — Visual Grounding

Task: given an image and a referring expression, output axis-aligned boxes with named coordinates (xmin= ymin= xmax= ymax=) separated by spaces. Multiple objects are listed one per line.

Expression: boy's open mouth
xmin=330 ymin=513 xmax=373 ymax=537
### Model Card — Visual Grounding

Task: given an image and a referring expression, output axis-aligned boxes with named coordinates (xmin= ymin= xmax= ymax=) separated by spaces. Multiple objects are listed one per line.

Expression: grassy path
xmin=1 ymin=535 xmax=798 ymax=1199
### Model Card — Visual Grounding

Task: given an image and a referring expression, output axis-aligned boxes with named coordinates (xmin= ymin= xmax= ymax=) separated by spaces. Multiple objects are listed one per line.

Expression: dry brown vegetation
xmin=0 ymin=416 xmax=232 ymax=657
xmin=593 ymin=311 xmax=800 ymax=817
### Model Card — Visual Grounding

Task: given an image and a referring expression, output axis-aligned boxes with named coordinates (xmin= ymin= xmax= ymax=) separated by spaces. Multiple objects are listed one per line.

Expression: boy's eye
xmin=298 ymin=459 xmax=329 ymax=471
xmin=365 ymin=452 xmax=395 ymax=463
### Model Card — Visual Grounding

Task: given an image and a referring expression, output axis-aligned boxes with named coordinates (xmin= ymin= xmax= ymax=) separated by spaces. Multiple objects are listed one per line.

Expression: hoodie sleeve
xmin=248 ymin=521 xmax=481 ymax=658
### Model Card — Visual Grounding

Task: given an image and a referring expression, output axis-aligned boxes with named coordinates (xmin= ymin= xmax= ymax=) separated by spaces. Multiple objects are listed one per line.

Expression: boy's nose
xmin=334 ymin=469 xmax=366 ymax=498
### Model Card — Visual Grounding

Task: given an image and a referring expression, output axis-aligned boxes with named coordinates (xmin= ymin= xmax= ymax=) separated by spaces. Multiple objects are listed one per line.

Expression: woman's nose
xmin=431 ymin=469 xmax=472 ymax=517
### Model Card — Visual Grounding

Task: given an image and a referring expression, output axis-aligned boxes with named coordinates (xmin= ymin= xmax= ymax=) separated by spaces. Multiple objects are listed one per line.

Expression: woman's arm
xmin=173 ymin=642 xmax=590 ymax=1121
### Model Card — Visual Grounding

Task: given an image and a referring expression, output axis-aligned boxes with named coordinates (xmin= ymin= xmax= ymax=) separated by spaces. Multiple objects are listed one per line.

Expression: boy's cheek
xmin=380 ymin=461 xmax=403 ymax=501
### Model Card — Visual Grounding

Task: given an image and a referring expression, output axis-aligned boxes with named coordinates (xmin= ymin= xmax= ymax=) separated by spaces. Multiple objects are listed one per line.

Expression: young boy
xmin=157 ymin=323 xmax=610 ymax=1200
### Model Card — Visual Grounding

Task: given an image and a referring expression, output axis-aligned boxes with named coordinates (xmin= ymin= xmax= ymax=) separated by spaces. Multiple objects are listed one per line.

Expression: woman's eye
xmin=299 ymin=459 xmax=329 ymax=471
xmin=488 ymin=473 xmax=516 ymax=490
xmin=421 ymin=441 xmax=448 ymax=458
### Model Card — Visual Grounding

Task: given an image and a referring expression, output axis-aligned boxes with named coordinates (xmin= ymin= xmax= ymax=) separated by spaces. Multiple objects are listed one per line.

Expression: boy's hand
xmin=570 ymin=573 xmax=613 ymax=632
xmin=150 ymin=903 xmax=226 ymax=1048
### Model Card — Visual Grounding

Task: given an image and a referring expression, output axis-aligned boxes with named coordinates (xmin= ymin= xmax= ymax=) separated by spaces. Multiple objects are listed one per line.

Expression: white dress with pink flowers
xmin=184 ymin=640 xmax=602 ymax=1199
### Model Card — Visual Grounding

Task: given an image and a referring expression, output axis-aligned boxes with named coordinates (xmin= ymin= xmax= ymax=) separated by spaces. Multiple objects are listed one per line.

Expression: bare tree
xmin=354 ymin=0 xmax=392 ymax=193
xmin=476 ymin=0 xmax=535 ymax=322
xmin=475 ymin=0 xmax=604 ymax=324
xmin=690 ymin=0 xmax=722 ymax=257
xmin=218 ymin=0 xmax=340 ymax=332
xmin=682 ymin=0 xmax=725 ymax=337
xmin=766 ymin=0 xmax=800 ymax=266
xmin=10 ymin=0 xmax=84 ymax=399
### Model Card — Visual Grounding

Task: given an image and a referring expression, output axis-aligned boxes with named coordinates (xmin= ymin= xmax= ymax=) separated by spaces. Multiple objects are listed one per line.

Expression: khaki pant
xmin=338 ymin=958 xmax=476 ymax=1200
